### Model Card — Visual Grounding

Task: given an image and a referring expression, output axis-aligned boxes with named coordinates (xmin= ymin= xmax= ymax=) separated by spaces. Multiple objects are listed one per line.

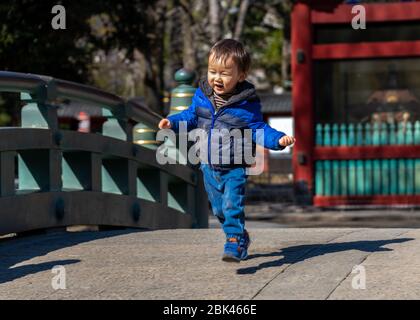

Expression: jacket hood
xmin=198 ymin=77 xmax=259 ymax=107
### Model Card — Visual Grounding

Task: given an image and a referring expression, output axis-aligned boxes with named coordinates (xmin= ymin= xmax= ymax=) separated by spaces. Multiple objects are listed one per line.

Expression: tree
xmin=243 ymin=0 xmax=293 ymax=89
xmin=173 ymin=0 xmax=292 ymax=90
xmin=0 ymin=1 xmax=171 ymax=112
xmin=0 ymin=0 xmax=99 ymax=82
xmin=91 ymin=0 xmax=169 ymax=111
xmin=0 ymin=0 xmax=293 ymax=117
xmin=0 ymin=0 xmax=103 ymax=126
xmin=233 ymin=0 xmax=250 ymax=40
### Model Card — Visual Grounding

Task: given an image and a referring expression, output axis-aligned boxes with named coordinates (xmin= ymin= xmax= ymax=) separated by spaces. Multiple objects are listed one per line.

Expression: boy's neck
xmin=215 ymin=91 xmax=234 ymax=98
xmin=199 ymin=77 xmax=257 ymax=108
xmin=213 ymin=91 xmax=233 ymax=110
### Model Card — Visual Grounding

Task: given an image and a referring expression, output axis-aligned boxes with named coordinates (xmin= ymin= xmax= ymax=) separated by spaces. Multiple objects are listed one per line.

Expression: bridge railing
xmin=313 ymin=122 xmax=420 ymax=207
xmin=0 ymin=71 xmax=209 ymax=236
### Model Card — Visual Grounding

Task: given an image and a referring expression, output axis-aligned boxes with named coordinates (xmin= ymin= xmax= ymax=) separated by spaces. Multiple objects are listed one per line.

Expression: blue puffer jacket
xmin=167 ymin=78 xmax=286 ymax=169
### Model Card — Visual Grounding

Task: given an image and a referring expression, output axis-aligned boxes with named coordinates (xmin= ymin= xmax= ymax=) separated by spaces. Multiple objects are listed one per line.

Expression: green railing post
xmin=133 ymin=122 xmax=159 ymax=150
xmin=373 ymin=159 xmax=381 ymax=195
xmin=405 ymin=122 xmax=413 ymax=145
xmin=340 ymin=123 xmax=347 ymax=146
xmin=315 ymin=161 xmax=323 ymax=195
xmin=380 ymin=123 xmax=389 ymax=195
xmin=397 ymin=122 xmax=405 ymax=145
xmin=398 ymin=159 xmax=407 ymax=195
xmin=381 ymin=159 xmax=390 ymax=195
xmin=363 ymin=122 xmax=372 ymax=196
xmin=340 ymin=124 xmax=348 ymax=196
xmin=324 ymin=160 xmax=332 ymax=196
xmin=415 ymin=159 xmax=420 ymax=195
xmin=356 ymin=160 xmax=364 ymax=195
xmin=323 ymin=124 xmax=331 ymax=147
xmin=407 ymin=159 xmax=415 ymax=195
xmin=380 ymin=122 xmax=389 ymax=145
xmin=348 ymin=160 xmax=356 ymax=196
xmin=364 ymin=160 xmax=373 ymax=196
xmin=169 ymin=69 xmax=196 ymax=117
xmin=390 ymin=159 xmax=398 ymax=195
xmin=346 ymin=124 xmax=356 ymax=196
xmin=372 ymin=123 xmax=380 ymax=146
xmin=132 ymin=99 xmax=161 ymax=150
xmin=364 ymin=123 xmax=372 ymax=146
xmin=332 ymin=160 xmax=340 ymax=195
xmin=348 ymin=123 xmax=355 ymax=146
xmin=332 ymin=124 xmax=339 ymax=146
xmin=389 ymin=122 xmax=397 ymax=145
xmin=356 ymin=123 xmax=363 ymax=146
xmin=340 ymin=160 xmax=348 ymax=196
xmin=167 ymin=68 xmax=196 ymax=165
xmin=315 ymin=124 xmax=323 ymax=146
xmin=414 ymin=121 xmax=420 ymax=145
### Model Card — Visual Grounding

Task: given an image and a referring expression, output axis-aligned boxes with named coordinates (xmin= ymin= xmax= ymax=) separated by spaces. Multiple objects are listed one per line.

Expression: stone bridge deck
xmin=1 ymin=226 xmax=419 ymax=299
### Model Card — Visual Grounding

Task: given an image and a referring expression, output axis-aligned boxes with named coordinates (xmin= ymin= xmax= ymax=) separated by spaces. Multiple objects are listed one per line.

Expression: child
xmin=159 ymin=39 xmax=295 ymax=262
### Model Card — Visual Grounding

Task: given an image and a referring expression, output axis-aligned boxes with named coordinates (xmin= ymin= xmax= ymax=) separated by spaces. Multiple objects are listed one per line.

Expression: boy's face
xmin=207 ymin=54 xmax=246 ymax=95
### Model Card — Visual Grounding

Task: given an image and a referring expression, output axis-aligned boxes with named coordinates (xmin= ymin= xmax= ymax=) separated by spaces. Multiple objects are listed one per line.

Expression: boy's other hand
xmin=279 ymin=135 xmax=296 ymax=147
xmin=158 ymin=119 xmax=172 ymax=129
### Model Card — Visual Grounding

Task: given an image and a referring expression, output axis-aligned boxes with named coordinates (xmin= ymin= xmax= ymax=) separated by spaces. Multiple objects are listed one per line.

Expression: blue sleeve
xmin=167 ymin=91 xmax=198 ymax=132
xmin=248 ymin=103 xmax=287 ymax=150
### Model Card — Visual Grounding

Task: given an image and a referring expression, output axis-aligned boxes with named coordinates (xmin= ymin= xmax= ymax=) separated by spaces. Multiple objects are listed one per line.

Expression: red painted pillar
xmin=292 ymin=1 xmax=314 ymax=204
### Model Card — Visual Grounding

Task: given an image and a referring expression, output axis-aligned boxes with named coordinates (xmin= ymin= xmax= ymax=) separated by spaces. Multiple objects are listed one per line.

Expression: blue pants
xmin=200 ymin=164 xmax=247 ymax=236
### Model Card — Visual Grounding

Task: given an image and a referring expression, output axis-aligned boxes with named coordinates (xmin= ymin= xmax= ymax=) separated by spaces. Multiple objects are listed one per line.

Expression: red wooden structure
xmin=291 ymin=0 xmax=420 ymax=206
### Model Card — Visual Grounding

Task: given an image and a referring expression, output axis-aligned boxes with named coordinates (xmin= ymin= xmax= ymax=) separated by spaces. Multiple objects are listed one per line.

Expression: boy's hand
xmin=158 ymin=119 xmax=172 ymax=129
xmin=279 ymin=135 xmax=296 ymax=147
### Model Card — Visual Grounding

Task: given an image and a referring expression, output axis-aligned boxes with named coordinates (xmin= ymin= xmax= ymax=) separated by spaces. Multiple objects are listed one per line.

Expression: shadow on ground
xmin=0 ymin=228 xmax=146 ymax=285
xmin=237 ymin=238 xmax=414 ymax=275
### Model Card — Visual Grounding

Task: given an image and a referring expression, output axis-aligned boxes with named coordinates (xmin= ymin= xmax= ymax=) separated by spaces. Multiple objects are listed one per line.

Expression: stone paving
xmin=0 ymin=225 xmax=419 ymax=300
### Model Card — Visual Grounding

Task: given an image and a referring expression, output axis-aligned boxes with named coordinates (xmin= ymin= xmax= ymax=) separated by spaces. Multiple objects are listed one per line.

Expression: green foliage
xmin=0 ymin=112 xmax=11 ymax=126
xmin=242 ymin=4 xmax=287 ymax=87
xmin=261 ymin=30 xmax=284 ymax=84
xmin=0 ymin=0 xmax=291 ymax=114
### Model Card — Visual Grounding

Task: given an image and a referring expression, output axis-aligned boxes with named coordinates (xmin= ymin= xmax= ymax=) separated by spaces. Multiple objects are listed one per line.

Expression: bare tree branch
xmin=209 ymin=0 xmax=220 ymax=43
xmin=220 ymin=0 xmax=235 ymax=23
xmin=233 ymin=0 xmax=250 ymax=40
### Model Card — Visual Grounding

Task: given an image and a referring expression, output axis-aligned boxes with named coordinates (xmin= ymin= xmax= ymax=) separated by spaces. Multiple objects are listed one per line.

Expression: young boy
xmin=159 ymin=39 xmax=295 ymax=262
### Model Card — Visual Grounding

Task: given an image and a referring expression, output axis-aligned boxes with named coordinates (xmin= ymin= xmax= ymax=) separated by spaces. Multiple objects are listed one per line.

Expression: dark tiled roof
xmin=56 ymin=97 xmax=149 ymax=118
xmin=258 ymin=92 xmax=292 ymax=114
xmin=57 ymin=101 xmax=104 ymax=118
xmin=56 ymin=93 xmax=292 ymax=118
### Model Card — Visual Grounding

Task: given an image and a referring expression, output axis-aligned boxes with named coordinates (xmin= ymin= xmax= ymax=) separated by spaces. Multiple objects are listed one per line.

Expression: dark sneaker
xmin=222 ymin=230 xmax=251 ymax=262
xmin=222 ymin=237 xmax=242 ymax=262
xmin=239 ymin=229 xmax=251 ymax=260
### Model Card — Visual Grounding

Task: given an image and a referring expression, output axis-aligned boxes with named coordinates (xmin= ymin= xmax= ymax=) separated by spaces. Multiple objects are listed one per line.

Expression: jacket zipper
xmin=208 ymin=98 xmax=216 ymax=165
xmin=207 ymin=100 xmax=232 ymax=166
xmin=206 ymin=95 xmax=246 ymax=166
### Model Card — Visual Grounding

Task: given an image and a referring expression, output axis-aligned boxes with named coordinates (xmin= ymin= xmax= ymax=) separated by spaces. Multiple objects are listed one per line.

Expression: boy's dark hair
xmin=209 ymin=39 xmax=251 ymax=74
